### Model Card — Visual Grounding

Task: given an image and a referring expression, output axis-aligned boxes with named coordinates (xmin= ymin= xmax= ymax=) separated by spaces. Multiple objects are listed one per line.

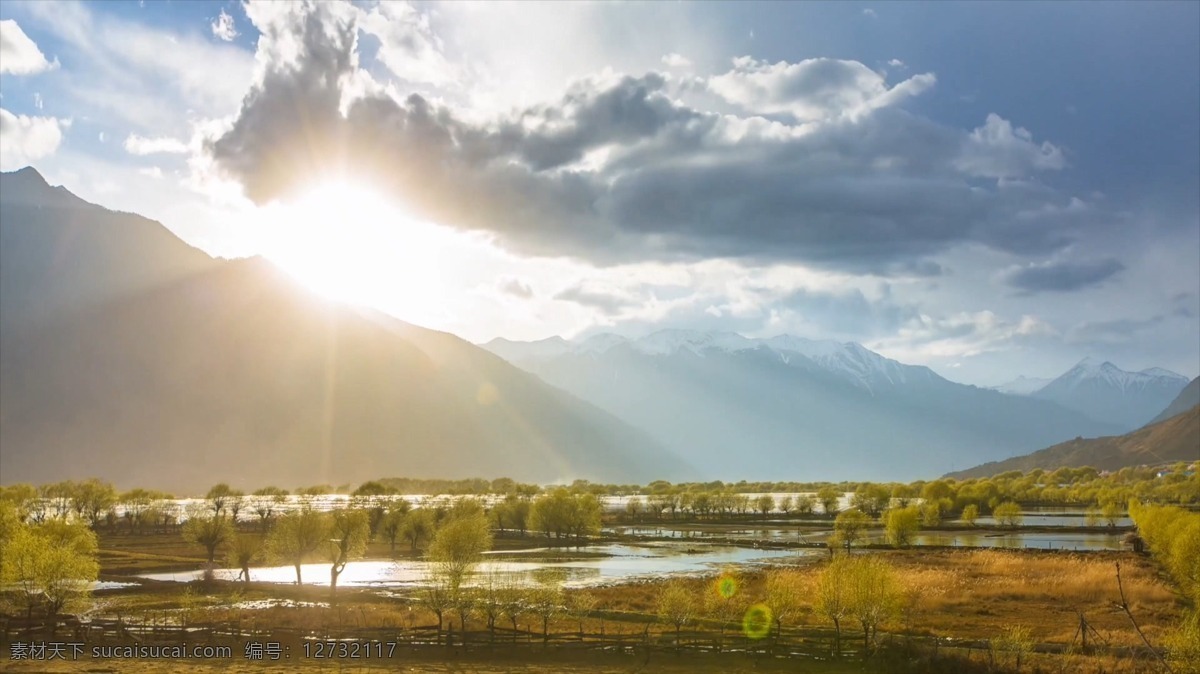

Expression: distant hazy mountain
xmin=991 ymin=376 xmax=1053 ymax=396
xmin=1147 ymin=377 xmax=1200 ymax=426
xmin=0 ymin=167 xmax=220 ymax=336
xmin=0 ymin=168 xmax=681 ymax=492
xmin=946 ymin=404 xmax=1199 ymax=479
xmin=1031 ymin=358 xmax=1189 ymax=430
xmin=483 ymin=332 xmax=1125 ymax=481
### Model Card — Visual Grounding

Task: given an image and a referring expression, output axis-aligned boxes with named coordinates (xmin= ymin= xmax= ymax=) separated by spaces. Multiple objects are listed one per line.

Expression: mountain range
xmin=991 ymin=376 xmax=1053 ymax=396
xmin=1 ymin=166 xmax=1191 ymax=488
xmin=1147 ymin=377 xmax=1200 ymax=426
xmin=0 ymin=168 xmax=682 ymax=492
xmin=945 ymin=401 xmax=1198 ymax=479
xmin=1027 ymin=358 xmax=1190 ymax=429
xmin=483 ymin=332 xmax=1182 ymax=480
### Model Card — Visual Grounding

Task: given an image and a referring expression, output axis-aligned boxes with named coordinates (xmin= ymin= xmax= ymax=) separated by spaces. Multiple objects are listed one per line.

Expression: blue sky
xmin=1 ymin=1 xmax=1197 ymax=386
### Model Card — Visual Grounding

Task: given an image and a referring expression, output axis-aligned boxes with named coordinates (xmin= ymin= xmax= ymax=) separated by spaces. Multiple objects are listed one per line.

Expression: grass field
xmin=2 ymin=528 xmax=1184 ymax=673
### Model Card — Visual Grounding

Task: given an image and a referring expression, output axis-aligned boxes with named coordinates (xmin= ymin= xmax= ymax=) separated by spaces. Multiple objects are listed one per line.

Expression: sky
xmin=0 ymin=0 xmax=1197 ymax=386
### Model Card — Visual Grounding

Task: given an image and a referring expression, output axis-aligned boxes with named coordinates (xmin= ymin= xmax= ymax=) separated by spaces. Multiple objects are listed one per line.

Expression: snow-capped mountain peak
xmin=1033 ymin=358 xmax=1190 ymax=429
xmin=1139 ymin=367 xmax=1180 ymax=378
xmin=483 ymin=336 xmax=571 ymax=362
xmin=991 ymin=375 xmax=1053 ymax=396
xmin=482 ymin=330 xmax=944 ymax=395
xmin=763 ymin=334 xmax=844 ymax=358
xmin=1054 ymin=358 xmax=1187 ymax=392
xmin=632 ymin=329 xmax=755 ymax=356
xmin=576 ymin=333 xmax=630 ymax=354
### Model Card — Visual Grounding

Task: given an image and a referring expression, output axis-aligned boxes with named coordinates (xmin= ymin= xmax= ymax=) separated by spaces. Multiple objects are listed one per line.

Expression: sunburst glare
xmin=258 ymin=181 xmax=459 ymax=324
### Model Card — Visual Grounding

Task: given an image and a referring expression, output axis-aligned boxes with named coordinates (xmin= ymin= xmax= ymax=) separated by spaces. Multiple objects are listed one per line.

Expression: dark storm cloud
xmin=1067 ymin=314 xmax=1167 ymax=345
xmin=207 ymin=4 xmax=1092 ymax=273
xmin=497 ymin=277 xmax=534 ymax=299
xmin=553 ymin=284 xmax=636 ymax=316
xmin=1004 ymin=257 xmax=1125 ymax=293
xmin=778 ymin=287 xmax=920 ymax=336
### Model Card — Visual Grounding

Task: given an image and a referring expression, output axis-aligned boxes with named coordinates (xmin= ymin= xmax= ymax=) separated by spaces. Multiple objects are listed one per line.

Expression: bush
xmin=993 ymin=502 xmax=1023 ymax=528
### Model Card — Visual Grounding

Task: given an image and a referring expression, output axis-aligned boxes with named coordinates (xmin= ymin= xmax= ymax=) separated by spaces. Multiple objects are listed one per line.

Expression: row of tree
xmin=826 ymin=499 xmax=1028 ymax=551
xmin=654 ymin=554 xmax=905 ymax=656
xmin=0 ymin=501 xmax=99 ymax=621
xmin=179 ymin=488 xmax=604 ymax=593
xmin=2 ymin=461 xmax=1191 ymax=532
xmin=1127 ymin=501 xmax=1199 ymax=672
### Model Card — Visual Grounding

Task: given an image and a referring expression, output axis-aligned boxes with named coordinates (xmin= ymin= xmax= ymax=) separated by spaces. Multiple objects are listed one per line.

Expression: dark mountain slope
xmin=0 ymin=167 xmax=218 ymax=333
xmin=1030 ymin=358 xmax=1188 ymax=430
xmin=945 ymin=405 xmax=1199 ymax=479
xmin=0 ymin=169 xmax=680 ymax=492
xmin=486 ymin=334 xmax=1126 ymax=481
xmin=1148 ymin=377 xmax=1200 ymax=426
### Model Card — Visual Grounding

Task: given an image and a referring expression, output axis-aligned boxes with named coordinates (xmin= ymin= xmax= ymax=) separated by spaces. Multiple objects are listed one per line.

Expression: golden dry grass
xmin=886 ymin=549 xmax=1179 ymax=646
xmin=584 ymin=550 xmax=1182 ymax=649
xmin=78 ymin=541 xmax=1185 ymax=673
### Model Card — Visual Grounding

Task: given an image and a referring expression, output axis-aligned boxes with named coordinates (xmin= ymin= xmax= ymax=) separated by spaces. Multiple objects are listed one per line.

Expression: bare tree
xmin=206 ymin=483 xmax=236 ymax=519
xmin=657 ymin=580 xmax=696 ymax=648
xmin=226 ymin=533 xmax=262 ymax=583
xmin=327 ymin=509 xmax=370 ymax=595
xmin=816 ymin=556 xmax=853 ymax=656
xmin=183 ymin=511 xmax=235 ymax=564
xmin=267 ymin=507 xmax=327 ymax=584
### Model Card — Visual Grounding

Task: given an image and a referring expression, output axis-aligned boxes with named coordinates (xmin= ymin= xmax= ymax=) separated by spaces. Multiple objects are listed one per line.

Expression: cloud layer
xmin=203 ymin=3 xmax=1094 ymax=276
xmin=0 ymin=108 xmax=66 ymax=171
xmin=0 ymin=19 xmax=56 ymax=75
xmin=1004 ymin=257 xmax=1124 ymax=293
xmin=211 ymin=10 xmax=239 ymax=42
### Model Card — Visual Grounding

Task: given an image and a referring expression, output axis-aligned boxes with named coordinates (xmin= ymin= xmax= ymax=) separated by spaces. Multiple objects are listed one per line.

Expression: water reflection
xmin=139 ymin=543 xmax=815 ymax=588
xmin=963 ymin=514 xmax=1133 ymax=527
xmin=906 ymin=531 xmax=1123 ymax=551
xmin=609 ymin=525 xmax=1123 ymax=551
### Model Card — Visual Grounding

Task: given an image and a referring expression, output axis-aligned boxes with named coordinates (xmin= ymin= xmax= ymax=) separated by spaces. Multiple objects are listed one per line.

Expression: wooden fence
xmin=0 ymin=612 xmax=1165 ymax=665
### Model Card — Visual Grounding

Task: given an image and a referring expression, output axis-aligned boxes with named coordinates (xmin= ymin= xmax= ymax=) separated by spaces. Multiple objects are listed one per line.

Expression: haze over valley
xmin=0 ymin=4 xmax=1197 ymax=673
xmin=0 ymin=167 xmax=1193 ymax=490
xmin=0 ymin=169 xmax=681 ymax=491
xmin=2 ymin=0 xmax=1195 ymax=492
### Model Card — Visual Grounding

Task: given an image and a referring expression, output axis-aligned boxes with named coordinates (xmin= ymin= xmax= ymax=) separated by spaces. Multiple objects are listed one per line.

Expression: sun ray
xmin=257 ymin=180 xmax=454 ymax=324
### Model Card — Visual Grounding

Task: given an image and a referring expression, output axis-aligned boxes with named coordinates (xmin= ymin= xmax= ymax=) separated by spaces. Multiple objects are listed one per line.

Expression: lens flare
xmin=716 ymin=575 xmax=738 ymax=599
xmin=476 ymin=381 xmax=499 ymax=406
xmin=742 ymin=603 xmax=772 ymax=640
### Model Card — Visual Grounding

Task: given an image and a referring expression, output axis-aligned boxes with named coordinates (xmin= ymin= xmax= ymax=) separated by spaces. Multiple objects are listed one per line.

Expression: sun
xmin=259 ymin=180 xmax=452 ymax=321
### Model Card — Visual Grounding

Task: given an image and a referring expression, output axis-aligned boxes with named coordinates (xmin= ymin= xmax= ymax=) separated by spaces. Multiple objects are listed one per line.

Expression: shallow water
xmin=608 ymin=523 xmax=1125 ymax=551
xmin=961 ymin=514 xmax=1132 ymax=527
xmin=907 ymin=531 xmax=1124 ymax=551
xmin=92 ymin=580 xmax=140 ymax=590
xmin=607 ymin=525 xmax=826 ymax=543
xmin=139 ymin=542 xmax=815 ymax=588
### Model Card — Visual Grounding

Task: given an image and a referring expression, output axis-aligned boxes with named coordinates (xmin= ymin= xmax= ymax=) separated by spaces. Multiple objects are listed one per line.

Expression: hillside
xmin=0 ymin=168 xmax=682 ymax=492
xmin=1147 ymin=377 xmax=1200 ymax=425
xmin=1030 ymin=358 xmax=1189 ymax=430
xmin=945 ymin=404 xmax=1200 ymax=479
xmin=485 ymin=332 xmax=1126 ymax=481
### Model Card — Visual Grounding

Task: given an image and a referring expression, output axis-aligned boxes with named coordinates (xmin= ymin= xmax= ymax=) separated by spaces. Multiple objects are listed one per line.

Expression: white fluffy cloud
xmin=956 ymin=113 xmax=1066 ymax=179
xmin=19 ymin=2 xmax=253 ymax=131
xmin=0 ymin=107 xmax=67 ymax=170
xmin=124 ymin=133 xmax=188 ymax=155
xmin=707 ymin=56 xmax=935 ymax=121
xmin=869 ymin=310 xmax=1056 ymax=360
xmin=357 ymin=2 xmax=457 ymax=86
xmin=200 ymin=4 xmax=1097 ymax=277
xmin=0 ymin=19 xmax=57 ymax=75
xmin=211 ymin=9 xmax=239 ymax=42
xmin=661 ymin=52 xmax=692 ymax=68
